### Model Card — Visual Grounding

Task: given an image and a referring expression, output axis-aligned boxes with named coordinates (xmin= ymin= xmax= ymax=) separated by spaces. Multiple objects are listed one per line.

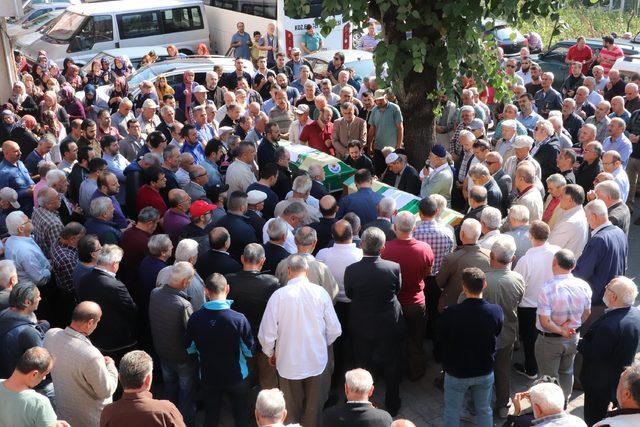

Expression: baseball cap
xmin=385 ymin=152 xmax=399 ymax=164
xmin=0 ymin=187 xmax=19 ymax=208
xmin=294 ymin=104 xmax=310 ymax=115
xmin=247 ymin=190 xmax=267 ymax=205
xmin=373 ymin=89 xmax=386 ymax=100
xmin=291 ymin=47 xmax=301 ymax=55
xmin=189 ymin=200 xmax=216 ymax=218
xmin=142 ymin=99 xmax=159 ymax=109
xmin=431 ymin=145 xmax=447 ymax=158
xmin=193 ymin=85 xmax=208 ymax=94
xmin=469 ymin=118 xmax=485 ymax=131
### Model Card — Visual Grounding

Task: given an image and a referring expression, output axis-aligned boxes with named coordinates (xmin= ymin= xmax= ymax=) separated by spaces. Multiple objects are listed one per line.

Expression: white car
xmin=8 ymin=9 xmax=63 ymax=41
xmin=611 ymin=55 xmax=640 ymax=82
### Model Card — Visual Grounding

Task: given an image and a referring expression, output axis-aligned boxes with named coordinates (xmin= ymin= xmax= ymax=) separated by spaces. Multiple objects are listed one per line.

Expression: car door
xmin=537 ymin=44 xmax=570 ymax=89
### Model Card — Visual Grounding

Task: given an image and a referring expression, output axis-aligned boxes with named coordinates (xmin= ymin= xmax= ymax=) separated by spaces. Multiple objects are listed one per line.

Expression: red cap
xmin=189 ymin=200 xmax=216 ymax=218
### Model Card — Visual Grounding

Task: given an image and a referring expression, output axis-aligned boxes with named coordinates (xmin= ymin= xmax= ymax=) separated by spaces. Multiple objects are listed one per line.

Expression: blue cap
xmin=431 ymin=144 xmax=447 ymax=158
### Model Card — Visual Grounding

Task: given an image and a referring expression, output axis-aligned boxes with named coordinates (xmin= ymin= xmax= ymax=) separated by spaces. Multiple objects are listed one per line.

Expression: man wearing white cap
xmin=286 ymin=48 xmax=312 ymax=81
xmin=503 ymin=136 xmax=542 ymax=195
xmin=382 ymin=152 xmax=421 ymax=196
xmin=367 ymin=89 xmax=404 ymax=175
xmin=289 ymin=104 xmax=310 ymax=145
xmin=188 ymin=85 xmax=209 ymax=124
xmin=137 ymin=98 xmax=161 ymax=135
xmin=246 ymin=190 xmax=268 ymax=240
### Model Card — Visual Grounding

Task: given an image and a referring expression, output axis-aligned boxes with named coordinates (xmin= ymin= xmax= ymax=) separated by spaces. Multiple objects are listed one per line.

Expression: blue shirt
xmin=231 ymin=32 xmax=251 ymax=60
xmin=203 ymin=159 xmax=223 ymax=187
xmin=4 ymin=235 xmax=51 ymax=286
xmin=262 ymin=98 xmax=275 ymax=114
xmin=602 ymin=134 xmax=633 ymax=167
xmin=181 ymin=141 xmax=206 ymax=165
xmin=0 ymin=160 xmax=34 ymax=213
xmin=516 ymin=111 xmax=543 ymax=131
xmin=23 ymin=150 xmax=45 ymax=176
xmin=195 ymin=123 xmax=217 ymax=147
xmin=337 ymin=187 xmax=383 ymax=225
xmin=186 ymin=299 xmax=254 ymax=386
xmin=301 ymin=32 xmax=322 ymax=51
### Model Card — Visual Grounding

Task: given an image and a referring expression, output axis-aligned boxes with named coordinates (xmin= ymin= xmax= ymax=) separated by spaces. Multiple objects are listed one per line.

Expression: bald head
xmin=331 ymin=219 xmax=353 ymax=244
xmin=2 ymin=140 xmax=21 ymax=163
xmin=319 ymin=195 xmax=338 ymax=218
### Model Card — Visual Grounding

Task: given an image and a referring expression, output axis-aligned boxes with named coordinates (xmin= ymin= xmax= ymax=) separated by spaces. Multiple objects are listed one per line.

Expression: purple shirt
xmin=162 ymin=209 xmax=191 ymax=242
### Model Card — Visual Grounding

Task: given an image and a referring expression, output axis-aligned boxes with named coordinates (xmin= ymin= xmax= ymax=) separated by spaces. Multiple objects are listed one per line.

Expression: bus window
xmin=162 ymin=7 xmax=205 ymax=33
xmin=117 ymin=11 xmax=160 ymax=40
xmin=211 ymin=0 xmax=275 ymax=19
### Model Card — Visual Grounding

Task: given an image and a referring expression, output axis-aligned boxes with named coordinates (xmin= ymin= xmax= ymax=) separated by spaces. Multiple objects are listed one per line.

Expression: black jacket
xmin=560 ymin=169 xmax=576 ymax=184
xmin=493 ymin=169 xmax=512 ymax=215
xmin=575 ymin=159 xmax=603 ymax=195
xmin=214 ymin=213 xmax=258 ymax=261
xmin=224 ymin=270 xmax=281 ymax=339
xmin=382 ymin=165 xmax=421 ymax=195
xmin=76 ymin=268 xmax=137 ymax=352
xmin=533 ymin=136 xmax=561 ymax=185
xmin=311 ymin=179 xmax=329 ymax=199
xmin=272 ymin=166 xmax=293 ymax=201
xmin=10 ymin=126 xmax=38 ymax=157
xmin=608 ymin=201 xmax=630 ymax=236
xmin=68 ymin=163 xmax=88 ymax=204
xmin=309 ymin=217 xmax=337 ymax=254
xmin=195 ymin=249 xmax=242 ymax=279
xmin=245 ymin=209 xmax=266 ymax=241
xmin=323 ymin=402 xmax=393 ymax=427
xmin=362 ymin=218 xmax=396 ymax=242
xmin=484 ymin=178 xmax=503 ymax=211
xmin=262 ymin=242 xmax=291 ymax=274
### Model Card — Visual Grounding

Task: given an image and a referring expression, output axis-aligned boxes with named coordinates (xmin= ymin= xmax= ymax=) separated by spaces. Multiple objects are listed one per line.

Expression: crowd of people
xmin=0 ymin=20 xmax=640 ymax=427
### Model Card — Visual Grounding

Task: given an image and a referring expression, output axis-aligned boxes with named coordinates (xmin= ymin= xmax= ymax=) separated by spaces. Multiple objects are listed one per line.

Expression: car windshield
xmin=46 ymin=11 xmax=86 ymax=41
xmin=495 ymin=26 xmax=522 ymax=40
xmin=345 ymin=60 xmax=375 ymax=79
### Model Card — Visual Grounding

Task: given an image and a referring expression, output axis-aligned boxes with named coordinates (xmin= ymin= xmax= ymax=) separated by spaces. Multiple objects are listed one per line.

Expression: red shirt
xmin=136 ymin=184 xmax=168 ymax=216
xmin=599 ymin=45 xmax=624 ymax=74
xmin=299 ymin=120 xmax=334 ymax=155
xmin=381 ymin=237 xmax=434 ymax=306
xmin=542 ymin=197 xmax=560 ymax=223
xmin=566 ymin=44 xmax=593 ymax=63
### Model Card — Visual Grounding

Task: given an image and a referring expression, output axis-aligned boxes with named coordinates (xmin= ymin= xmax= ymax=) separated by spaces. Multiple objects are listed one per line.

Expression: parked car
xmin=78 ymin=46 xmax=170 ymax=71
xmin=480 ymin=19 xmax=526 ymax=56
xmin=76 ymin=55 xmax=254 ymax=104
xmin=305 ymin=49 xmax=376 ymax=80
xmin=611 ymin=55 xmax=640 ymax=82
xmin=7 ymin=2 xmax=70 ymax=26
xmin=532 ymin=38 xmax=640 ymax=89
xmin=8 ymin=9 xmax=63 ymax=41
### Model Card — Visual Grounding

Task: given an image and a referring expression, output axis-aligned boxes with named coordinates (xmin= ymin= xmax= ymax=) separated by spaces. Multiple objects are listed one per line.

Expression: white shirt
xmin=587 ymin=90 xmax=604 ymax=107
xmin=478 ymin=230 xmax=501 ymax=250
xmin=226 ymin=159 xmax=257 ymax=194
xmin=612 ymin=166 xmax=630 ymax=204
xmin=316 ymin=243 xmax=363 ymax=303
xmin=547 ymin=205 xmax=589 ymax=258
xmin=514 ymin=242 xmax=560 ymax=307
xmin=262 ymin=217 xmax=297 ymax=254
xmin=258 ymin=276 xmax=342 ymax=380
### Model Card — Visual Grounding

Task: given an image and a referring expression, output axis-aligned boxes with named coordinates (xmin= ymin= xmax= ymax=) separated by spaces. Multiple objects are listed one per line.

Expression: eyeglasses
xmin=506 ymin=65 xmax=516 ymax=69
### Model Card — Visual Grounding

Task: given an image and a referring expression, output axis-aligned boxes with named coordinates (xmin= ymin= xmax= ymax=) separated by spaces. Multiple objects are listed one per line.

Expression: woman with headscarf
xmin=108 ymin=76 xmax=130 ymax=114
xmin=41 ymin=109 xmax=67 ymax=163
xmin=40 ymin=90 xmax=70 ymax=131
xmin=32 ymin=63 xmax=47 ymax=89
xmin=48 ymin=63 xmax=66 ymax=86
xmin=110 ymin=56 xmax=130 ymax=81
xmin=62 ymin=57 xmax=75 ymax=76
xmin=83 ymin=84 xmax=100 ymax=123
xmin=65 ymin=64 xmax=83 ymax=91
xmin=10 ymin=113 xmax=39 ymax=155
xmin=84 ymin=60 xmax=105 ymax=87
xmin=22 ymin=74 xmax=44 ymax=104
xmin=8 ymin=81 xmax=38 ymax=116
xmin=60 ymin=85 xmax=86 ymax=121
xmin=154 ymin=76 xmax=175 ymax=104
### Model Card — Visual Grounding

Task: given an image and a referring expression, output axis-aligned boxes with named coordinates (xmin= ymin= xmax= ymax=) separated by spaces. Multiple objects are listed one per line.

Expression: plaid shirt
xmin=536 ymin=273 xmax=592 ymax=332
xmin=413 ymin=219 xmax=454 ymax=275
xmin=51 ymin=242 xmax=78 ymax=294
xmin=449 ymin=122 xmax=471 ymax=156
xmin=32 ymin=207 xmax=64 ymax=259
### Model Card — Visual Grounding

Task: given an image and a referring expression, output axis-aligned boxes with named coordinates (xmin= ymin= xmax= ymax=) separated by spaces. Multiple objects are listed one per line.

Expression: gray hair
xmin=461 ymin=218 xmax=482 ymax=242
xmin=609 ymin=276 xmax=638 ymax=306
xmin=282 ymin=201 xmax=306 ymax=219
xmin=36 ymin=187 xmax=57 ymax=208
xmin=119 ymin=350 xmax=153 ymax=390
xmin=491 ymin=235 xmax=516 ymax=264
xmin=458 ymin=129 xmax=476 ymax=142
xmin=304 ymin=80 xmax=316 ymax=89
xmin=468 ymin=163 xmax=490 ymax=180
xmin=480 ymin=206 xmax=502 ymax=230
xmin=9 ymin=283 xmax=39 ymax=309
xmin=5 ymin=210 xmax=28 ymax=236
xmin=595 ymin=180 xmax=621 ymax=201
xmin=377 ymin=197 xmax=397 ymax=218
xmin=345 ymin=368 xmax=374 ymax=394
xmin=394 ymin=211 xmax=416 ymax=233
xmin=459 ymin=105 xmax=475 ymax=115
xmin=529 ymin=382 xmax=565 ymax=415
xmin=148 ymin=234 xmax=172 ymax=256
xmin=142 ymin=152 xmax=160 ymax=167
xmin=0 ymin=259 xmax=16 ymax=289
xmin=138 ymin=206 xmax=160 ymax=223
xmin=267 ymin=218 xmax=288 ymax=240
xmin=169 ymin=261 xmax=194 ymax=286
xmin=361 ymin=227 xmax=386 ymax=255
xmin=119 ymin=98 xmax=133 ymax=108
xmin=96 ymin=244 xmax=124 ymax=266
xmin=294 ymin=226 xmax=317 ymax=246
xmin=584 ymin=199 xmax=608 ymax=219
xmin=537 ymin=120 xmax=555 ymax=136
xmin=174 ymin=239 xmax=198 ymax=263
xmin=89 ymin=197 xmax=112 ymax=218
xmin=508 ymin=204 xmax=530 ymax=224
xmin=514 ymin=135 xmax=533 ymax=148
xmin=255 ymin=389 xmax=286 ymax=420
xmin=45 ymin=169 xmax=66 ymax=186
xmin=501 ymin=119 xmax=517 ymax=130
xmin=292 ymin=175 xmax=312 ymax=194
xmin=308 ymin=164 xmax=323 ymax=179
xmin=546 ymin=173 xmax=566 ymax=188
xmin=243 ymin=243 xmax=265 ymax=264
xmin=288 ymin=254 xmax=309 ymax=273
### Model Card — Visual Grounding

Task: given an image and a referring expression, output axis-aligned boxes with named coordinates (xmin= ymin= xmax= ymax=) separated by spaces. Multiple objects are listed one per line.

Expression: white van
xmin=17 ymin=0 xmax=211 ymax=65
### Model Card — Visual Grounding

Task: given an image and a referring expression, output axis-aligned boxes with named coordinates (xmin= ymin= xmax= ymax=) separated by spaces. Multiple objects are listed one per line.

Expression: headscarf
xmin=60 ymin=85 xmax=75 ymax=104
xmin=84 ymin=84 xmax=96 ymax=106
xmin=62 ymin=57 xmax=75 ymax=76
xmin=112 ymin=56 xmax=129 ymax=77
xmin=197 ymin=43 xmax=210 ymax=55
xmin=10 ymin=81 xmax=27 ymax=106
xmin=21 ymin=114 xmax=37 ymax=130
xmin=100 ymin=57 xmax=110 ymax=71
xmin=113 ymin=76 xmax=129 ymax=96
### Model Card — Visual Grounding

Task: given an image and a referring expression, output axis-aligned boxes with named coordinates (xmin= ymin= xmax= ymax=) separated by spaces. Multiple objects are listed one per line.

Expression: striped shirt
xmin=536 ymin=273 xmax=592 ymax=331
xmin=413 ymin=219 xmax=454 ymax=275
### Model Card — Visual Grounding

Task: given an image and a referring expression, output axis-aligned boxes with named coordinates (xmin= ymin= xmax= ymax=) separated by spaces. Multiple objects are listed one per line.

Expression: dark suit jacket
xmin=533 ymin=137 xmax=561 ymax=185
xmin=310 ymin=217 xmax=337 ymax=254
xmin=484 ymin=178 xmax=503 ymax=211
xmin=575 ymin=160 xmax=603 ymax=194
xmin=344 ymin=256 xmax=403 ymax=341
xmin=195 ymin=249 xmax=242 ymax=279
xmin=382 ymin=165 xmax=421 ymax=195
xmin=323 ymin=402 xmax=393 ymax=427
xmin=362 ymin=218 xmax=396 ymax=242
xmin=337 ymin=188 xmax=383 ymax=226
xmin=214 ymin=213 xmax=258 ymax=261
xmin=436 ymin=244 xmax=491 ymax=312
xmin=493 ymin=169 xmax=512 ymax=215
xmin=561 ymin=169 xmax=576 ymax=184
xmin=262 ymin=242 xmax=291 ymax=274
xmin=76 ymin=269 xmax=137 ymax=352
xmin=272 ymin=166 xmax=292 ymax=201
xmin=608 ymin=201 xmax=630 ymax=236
xmin=311 ymin=179 xmax=329 ymax=199
xmin=245 ymin=209 xmax=266 ymax=241
xmin=578 ymin=306 xmax=640 ymax=396
xmin=574 ymin=224 xmax=628 ymax=305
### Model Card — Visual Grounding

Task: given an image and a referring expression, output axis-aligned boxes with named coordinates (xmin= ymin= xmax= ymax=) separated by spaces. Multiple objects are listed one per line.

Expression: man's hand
xmin=587 ymin=189 xmax=597 ymax=202
xmin=630 ymin=134 xmax=639 ymax=144
xmin=104 ymin=356 xmax=114 ymax=366
xmin=54 ymin=421 xmax=71 ymax=427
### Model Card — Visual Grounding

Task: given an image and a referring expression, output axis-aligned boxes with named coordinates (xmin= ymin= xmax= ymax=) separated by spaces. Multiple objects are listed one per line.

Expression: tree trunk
xmin=396 ymin=66 xmax=438 ymax=168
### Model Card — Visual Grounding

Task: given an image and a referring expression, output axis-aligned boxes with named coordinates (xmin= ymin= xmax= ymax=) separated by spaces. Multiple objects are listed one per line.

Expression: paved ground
xmin=181 ymin=206 xmax=640 ymax=426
